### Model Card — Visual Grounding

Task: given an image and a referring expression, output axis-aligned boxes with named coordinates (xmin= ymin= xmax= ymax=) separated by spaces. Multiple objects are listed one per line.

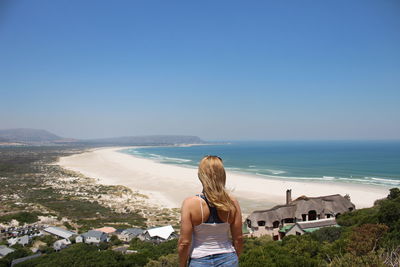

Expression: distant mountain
xmin=81 ymin=135 xmax=205 ymax=145
xmin=0 ymin=129 xmax=205 ymax=146
xmin=0 ymin=128 xmax=63 ymax=143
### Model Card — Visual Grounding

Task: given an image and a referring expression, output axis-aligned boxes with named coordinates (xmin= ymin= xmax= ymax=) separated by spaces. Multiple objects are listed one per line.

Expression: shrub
xmin=311 ymin=226 xmax=344 ymax=243
xmin=346 ymin=224 xmax=389 ymax=256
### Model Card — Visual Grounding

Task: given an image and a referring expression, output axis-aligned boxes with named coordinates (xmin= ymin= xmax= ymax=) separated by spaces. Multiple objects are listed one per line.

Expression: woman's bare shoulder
xmin=181 ymin=196 xmax=200 ymax=206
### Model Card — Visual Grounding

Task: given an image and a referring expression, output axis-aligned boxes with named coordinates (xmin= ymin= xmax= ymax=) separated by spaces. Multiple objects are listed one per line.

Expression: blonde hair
xmin=198 ymin=156 xmax=235 ymax=213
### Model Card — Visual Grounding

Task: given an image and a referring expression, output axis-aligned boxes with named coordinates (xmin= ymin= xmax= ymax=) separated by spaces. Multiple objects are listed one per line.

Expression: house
xmin=43 ymin=227 xmax=76 ymax=239
xmin=246 ymin=190 xmax=355 ymax=240
xmin=0 ymin=245 xmax=15 ymax=258
xmin=53 ymin=239 xmax=72 ymax=251
xmin=119 ymin=228 xmax=144 ymax=242
xmin=281 ymin=218 xmax=338 ymax=237
xmin=139 ymin=225 xmax=177 ymax=243
xmin=94 ymin=227 xmax=116 ymax=235
xmin=8 ymin=235 xmax=29 ymax=246
xmin=76 ymin=230 xmax=107 ymax=244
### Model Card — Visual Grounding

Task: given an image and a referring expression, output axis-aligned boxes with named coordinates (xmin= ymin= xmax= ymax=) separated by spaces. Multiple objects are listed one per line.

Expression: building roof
xmin=303 ymin=227 xmax=323 ymax=233
xmin=8 ymin=235 xmax=29 ymax=246
xmin=146 ymin=225 xmax=174 ymax=240
xmin=44 ymin=227 xmax=76 ymax=239
xmin=54 ymin=239 xmax=71 ymax=245
xmin=122 ymin=228 xmax=144 ymax=236
xmin=247 ymin=194 xmax=355 ymax=228
xmin=11 ymin=253 xmax=41 ymax=267
xmin=281 ymin=218 xmax=339 ymax=234
xmin=0 ymin=245 xmax=15 ymax=257
xmin=82 ymin=230 xmax=106 ymax=239
xmin=297 ymin=218 xmax=338 ymax=230
xmin=19 ymin=235 xmax=29 ymax=244
xmin=94 ymin=227 xmax=116 ymax=234
xmin=278 ymin=225 xmax=293 ymax=233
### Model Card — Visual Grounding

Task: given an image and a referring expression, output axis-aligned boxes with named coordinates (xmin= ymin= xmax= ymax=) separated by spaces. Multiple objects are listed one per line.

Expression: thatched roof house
xmin=246 ymin=190 xmax=355 ymax=231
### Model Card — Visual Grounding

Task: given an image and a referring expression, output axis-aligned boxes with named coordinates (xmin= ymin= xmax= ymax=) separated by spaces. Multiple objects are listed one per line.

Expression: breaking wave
xmin=120 ymin=148 xmax=399 ymax=188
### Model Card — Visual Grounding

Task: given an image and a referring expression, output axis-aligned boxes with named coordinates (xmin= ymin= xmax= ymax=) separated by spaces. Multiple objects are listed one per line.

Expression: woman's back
xmin=178 ymin=156 xmax=243 ymax=267
xmin=191 ymin=195 xmax=235 ymax=259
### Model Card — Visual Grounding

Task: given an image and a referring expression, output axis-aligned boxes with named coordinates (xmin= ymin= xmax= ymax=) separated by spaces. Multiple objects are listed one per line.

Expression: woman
xmin=178 ymin=155 xmax=243 ymax=267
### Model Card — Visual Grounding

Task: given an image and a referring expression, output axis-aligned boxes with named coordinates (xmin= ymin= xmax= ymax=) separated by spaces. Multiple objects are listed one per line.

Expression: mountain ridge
xmin=0 ymin=128 xmax=205 ymax=145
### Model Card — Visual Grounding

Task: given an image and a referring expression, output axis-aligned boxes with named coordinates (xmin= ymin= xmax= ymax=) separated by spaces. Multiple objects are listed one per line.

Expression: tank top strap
xmin=197 ymin=194 xmax=224 ymax=224
xmin=196 ymin=194 xmax=204 ymax=223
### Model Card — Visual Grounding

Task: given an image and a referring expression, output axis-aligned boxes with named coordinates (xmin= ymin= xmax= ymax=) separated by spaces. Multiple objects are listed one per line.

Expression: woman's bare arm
xmin=230 ymin=198 xmax=243 ymax=256
xmin=178 ymin=198 xmax=193 ymax=267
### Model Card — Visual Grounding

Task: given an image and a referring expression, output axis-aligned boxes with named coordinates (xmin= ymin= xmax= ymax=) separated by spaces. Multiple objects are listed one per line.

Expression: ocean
xmin=120 ymin=141 xmax=400 ymax=187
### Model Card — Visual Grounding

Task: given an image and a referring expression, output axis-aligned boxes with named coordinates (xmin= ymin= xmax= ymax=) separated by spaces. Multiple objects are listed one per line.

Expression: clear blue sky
xmin=0 ymin=0 xmax=399 ymax=140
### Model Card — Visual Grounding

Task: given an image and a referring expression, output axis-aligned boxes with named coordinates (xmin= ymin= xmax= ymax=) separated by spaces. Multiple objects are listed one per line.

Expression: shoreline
xmin=58 ymin=147 xmax=391 ymax=215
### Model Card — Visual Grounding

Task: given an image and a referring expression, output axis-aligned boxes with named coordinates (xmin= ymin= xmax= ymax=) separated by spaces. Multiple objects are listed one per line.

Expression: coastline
xmin=58 ymin=147 xmax=391 ymax=215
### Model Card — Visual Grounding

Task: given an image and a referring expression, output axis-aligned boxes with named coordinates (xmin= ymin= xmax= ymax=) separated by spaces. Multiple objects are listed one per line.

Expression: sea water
xmin=120 ymin=141 xmax=400 ymax=187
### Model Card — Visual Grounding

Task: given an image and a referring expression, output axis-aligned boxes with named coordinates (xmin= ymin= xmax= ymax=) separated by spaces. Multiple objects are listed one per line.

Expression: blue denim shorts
xmin=189 ymin=252 xmax=239 ymax=267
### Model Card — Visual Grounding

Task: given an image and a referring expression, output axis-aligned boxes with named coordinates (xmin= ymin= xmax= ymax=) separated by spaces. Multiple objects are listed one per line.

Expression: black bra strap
xmin=198 ymin=194 xmax=224 ymax=224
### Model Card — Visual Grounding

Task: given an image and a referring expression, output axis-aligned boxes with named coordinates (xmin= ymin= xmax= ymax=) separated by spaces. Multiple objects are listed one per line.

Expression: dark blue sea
xmin=120 ymin=141 xmax=400 ymax=187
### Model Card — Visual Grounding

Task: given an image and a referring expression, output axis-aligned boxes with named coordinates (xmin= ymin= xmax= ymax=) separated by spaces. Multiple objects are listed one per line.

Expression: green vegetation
xmin=12 ymin=239 xmax=178 ymax=267
xmin=145 ymin=254 xmax=178 ymax=267
xmin=128 ymin=238 xmax=178 ymax=262
xmin=240 ymin=187 xmax=400 ymax=266
xmin=0 ymin=212 xmax=43 ymax=224
xmin=0 ymin=246 xmax=33 ymax=267
xmin=32 ymin=197 xmax=146 ymax=232
xmin=0 ymin=146 xmax=146 ymax=230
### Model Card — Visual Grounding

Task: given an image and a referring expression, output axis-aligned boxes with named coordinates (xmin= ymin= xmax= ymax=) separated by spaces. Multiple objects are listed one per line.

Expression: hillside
xmin=79 ymin=135 xmax=205 ymax=145
xmin=0 ymin=129 xmax=205 ymax=146
xmin=0 ymin=128 xmax=62 ymax=143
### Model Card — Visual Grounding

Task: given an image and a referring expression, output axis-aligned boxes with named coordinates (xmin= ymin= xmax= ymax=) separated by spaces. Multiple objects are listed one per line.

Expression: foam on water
xmin=119 ymin=141 xmax=400 ymax=188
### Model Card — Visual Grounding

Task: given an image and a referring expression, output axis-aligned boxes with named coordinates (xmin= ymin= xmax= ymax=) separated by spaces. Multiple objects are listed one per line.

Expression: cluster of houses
xmin=0 ymin=225 xmax=43 ymax=239
xmin=0 ymin=224 xmax=177 ymax=262
xmin=245 ymin=189 xmax=355 ymax=240
xmin=46 ymin=224 xmax=177 ymax=251
xmin=0 ymin=225 xmax=45 ymax=252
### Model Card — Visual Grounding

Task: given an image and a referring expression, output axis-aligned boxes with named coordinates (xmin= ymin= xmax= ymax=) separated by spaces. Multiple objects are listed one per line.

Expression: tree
xmin=387 ymin=188 xmax=400 ymax=200
xmin=145 ymin=254 xmax=179 ymax=267
xmin=347 ymin=224 xmax=389 ymax=256
xmin=109 ymin=235 xmax=122 ymax=246
xmin=311 ymin=227 xmax=344 ymax=243
xmin=329 ymin=251 xmax=386 ymax=267
xmin=377 ymin=197 xmax=400 ymax=228
xmin=3 ymin=247 xmax=32 ymax=263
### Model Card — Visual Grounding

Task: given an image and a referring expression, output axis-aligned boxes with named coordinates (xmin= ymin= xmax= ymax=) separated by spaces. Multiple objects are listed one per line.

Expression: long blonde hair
xmin=198 ymin=156 xmax=235 ymax=213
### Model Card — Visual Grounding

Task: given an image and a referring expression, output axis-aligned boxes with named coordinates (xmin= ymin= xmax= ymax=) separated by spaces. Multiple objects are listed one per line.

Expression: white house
xmin=53 ymin=239 xmax=71 ymax=251
xmin=139 ymin=225 xmax=176 ymax=243
xmin=7 ymin=235 xmax=29 ymax=246
xmin=76 ymin=230 xmax=107 ymax=244
xmin=119 ymin=228 xmax=144 ymax=242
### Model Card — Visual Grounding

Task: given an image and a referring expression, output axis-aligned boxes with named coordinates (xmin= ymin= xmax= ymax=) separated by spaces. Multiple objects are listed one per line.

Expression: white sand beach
xmin=58 ymin=147 xmax=390 ymax=215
